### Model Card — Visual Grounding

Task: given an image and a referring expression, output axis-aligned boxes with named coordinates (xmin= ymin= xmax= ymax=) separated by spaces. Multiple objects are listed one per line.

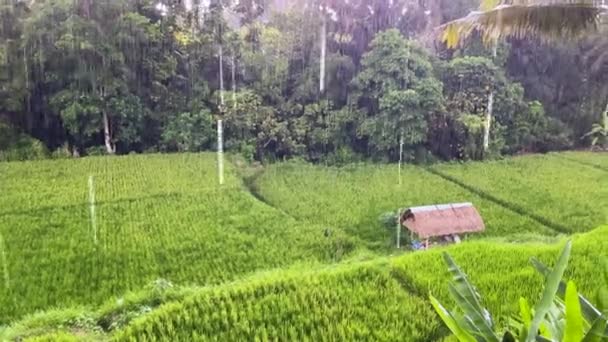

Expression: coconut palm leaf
xmin=442 ymin=1 xmax=606 ymax=48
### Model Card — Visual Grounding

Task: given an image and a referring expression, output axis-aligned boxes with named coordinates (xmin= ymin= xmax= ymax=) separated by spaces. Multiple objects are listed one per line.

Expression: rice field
xmin=111 ymin=225 xmax=608 ymax=342
xmin=12 ymin=225 xmax=604 ymax=341
xmin=0 ymin=154 xmax=354 ymax=322
xmin=0 ymin=151 xmax=606 ymax=341
xmin=431 ymin=153 xmax=608 ymax=233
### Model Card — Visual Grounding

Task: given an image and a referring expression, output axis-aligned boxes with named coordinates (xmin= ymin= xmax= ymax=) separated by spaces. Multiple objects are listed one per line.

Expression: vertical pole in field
xmin=217 ymin=12 xmax=225 ymax=187
xmin=396 ymin=210 xmax=401 ymax=249
xmin=88 ymin=175 xmax=98 ymax=245
xmin=0 ymin=233 xmax=9 ymax=289
xmin=217 ymin=120 xmax=224 ymax=185
xmin=398 ymin=135 xmax=404 ymax=185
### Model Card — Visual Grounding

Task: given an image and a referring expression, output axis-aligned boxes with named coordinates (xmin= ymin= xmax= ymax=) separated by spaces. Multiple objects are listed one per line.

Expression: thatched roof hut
xmin=399 ymin=203 xmax=485 ymax=239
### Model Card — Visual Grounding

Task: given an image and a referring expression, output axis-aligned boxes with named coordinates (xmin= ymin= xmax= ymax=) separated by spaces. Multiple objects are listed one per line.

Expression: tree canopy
xmin=0 ymin=0 xmax=605 ymax=162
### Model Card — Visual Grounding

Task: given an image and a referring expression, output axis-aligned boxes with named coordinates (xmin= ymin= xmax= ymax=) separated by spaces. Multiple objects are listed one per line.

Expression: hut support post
xmin=396 ymin=217 xmax=401 ymax=249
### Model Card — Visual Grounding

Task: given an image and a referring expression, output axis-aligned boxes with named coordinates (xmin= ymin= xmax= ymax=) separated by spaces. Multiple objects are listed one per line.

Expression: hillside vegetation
xmin=0 ymin=121 xmax=47 ymax=162
xmin=430 ymin=154 xmax=608 ymax=233
xmin=0 ymin=151 xmax=606 ymax=341
xmin=5 ymin=226 xmax=607 ymax=341
xmin=3 ymin=1 xmax=605 ymax=163
xmin=255 ymin=152 xmax=607 ymax=247
xmin=112 ymin=225 xmax=608 ymax=342
xmin=0 ymin=154 xmax=354 ymax=322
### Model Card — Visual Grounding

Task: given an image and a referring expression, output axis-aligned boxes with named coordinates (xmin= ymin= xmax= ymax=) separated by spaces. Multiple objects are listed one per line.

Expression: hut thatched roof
xmin=399 ymin=203 xmax=485 ymax=239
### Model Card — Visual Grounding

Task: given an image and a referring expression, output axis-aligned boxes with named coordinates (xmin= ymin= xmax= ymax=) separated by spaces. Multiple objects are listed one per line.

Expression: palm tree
xmin=442 ymin=0 xmax=607 ymax=49
xmin=442 ymin=0 xmax=607 ymax=154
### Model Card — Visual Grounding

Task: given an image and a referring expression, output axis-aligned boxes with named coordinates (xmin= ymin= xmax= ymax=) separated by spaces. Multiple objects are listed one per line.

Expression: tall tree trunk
xmin=603 ymin=102 xmax=608 ymax=129
xmin=483 ymin=44 xmax=497 ymax=154
xmin=79 ymin=0 xmax=92 ymax=18
xmin=231 ymin=53 xmax=236 ymax=108
xmin=319 ymin=7 xmax=327 ymax=94
xmin=103 ymin=111 xmax=115 ymax=154
xmin=219 ymin=44 xmax=225 ymax=108
xmin=23 ymin=43 xmax=32 ymax=132
xmin=483 ymin=92 xmax=494 ymax=152
xmin=216 ymin=10 xmax=225 ymax=185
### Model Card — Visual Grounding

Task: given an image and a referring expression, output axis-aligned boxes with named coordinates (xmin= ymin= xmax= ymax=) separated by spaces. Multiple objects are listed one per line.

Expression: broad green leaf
xmin=546 ymin=301 xmax=566 ymax=340
xmin=502 ymin=331 xmax=516 ymax=342
xmin=531 ymin=257 xmax=602 ymax=322
xmin=563 ymin=281 xmax=584 ymax=342
xmin=581 ymin=316 xmax=607 ymax=342
xmin=539 ymin=320 xmax=554 ymax=340
xmin=520 ymin=298 xmax=532 ymax=330
xmin=448 ymin=283 xmax=498 ymax=341
xmin=443 ymin=252 xmax=489 ymax=324
xmin=430 ymin=295 xmax=477 ymax=342
xmin=526 ymin=241 xmax=572 ymax=342
xmin=442 ymin=252 xmax=498 ymax=341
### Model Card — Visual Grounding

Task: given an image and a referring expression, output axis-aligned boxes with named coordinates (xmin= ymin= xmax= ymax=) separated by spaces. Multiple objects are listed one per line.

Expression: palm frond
xmin=442 ymin=1 xmax=606 ymax=48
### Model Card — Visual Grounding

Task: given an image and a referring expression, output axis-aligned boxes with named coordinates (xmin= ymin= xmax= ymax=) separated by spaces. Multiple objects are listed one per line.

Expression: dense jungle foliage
xmin=1 ymin=0 xmax=607 ymax=163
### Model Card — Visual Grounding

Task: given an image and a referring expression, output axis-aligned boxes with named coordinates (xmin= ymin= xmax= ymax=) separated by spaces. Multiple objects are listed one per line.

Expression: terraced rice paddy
xmin=0 ymin=151 xmax=606 ymax=341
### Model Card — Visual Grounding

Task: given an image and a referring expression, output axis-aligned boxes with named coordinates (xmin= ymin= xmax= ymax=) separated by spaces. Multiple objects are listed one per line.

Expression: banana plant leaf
xmin=443 ymin=252 xmax=495 ymax=328
xmin=564 ymin=281 xmax=584 ymax=342
xmin=531 ymin=257 xmax=602 ymax=322
xmin=502 ymin=331 xmax=516 ymax=342
xmin=430 ymin=294 xmax=477 ymax=342
xmin=448 ymin=282 xmax=498 ymax=340
xmin=526 ymin=240 xmax=572 ymax=342
xmin=581 ymin=316 xmax=607 ymax=342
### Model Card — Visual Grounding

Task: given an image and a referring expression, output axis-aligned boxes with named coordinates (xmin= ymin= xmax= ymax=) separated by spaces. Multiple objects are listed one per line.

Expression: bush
xmin=85 ymin=146 xmax=107 ymax=156
xmin=51 ymin=144 xmax=73 ymax=159
xmin=161 ymin=110 xmax=214 ymax=152
xmin=321 ymin=146 xmax=362 ymax=166
xmin=0 ymin=121 xmax=48 ymax=162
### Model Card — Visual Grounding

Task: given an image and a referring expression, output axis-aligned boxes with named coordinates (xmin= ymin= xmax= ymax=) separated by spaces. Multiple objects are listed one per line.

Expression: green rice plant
xmin=559 ymin=151 xmax=608 ymax=171
xmin=0 ymin=154 xmax=357 ymax=323
xmin=432 ymin=154 xmax=608 ymax=234
xmin=394 ymin=226 xmax=608 ymax=331
xmin=113 ymin=263 xmax=443 ymax=342
xmin=0 ymin=151 xmax=606 ymax=340
xmin=1 ymin=225 xmax=607 ymax=342
xmin=255 ymin=160 xmax=569 ymax=249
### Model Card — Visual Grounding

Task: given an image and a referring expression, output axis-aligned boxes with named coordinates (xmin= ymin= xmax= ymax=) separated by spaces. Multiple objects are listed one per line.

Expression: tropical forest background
xmin=1 ymin=0 xmax=607 ymax=163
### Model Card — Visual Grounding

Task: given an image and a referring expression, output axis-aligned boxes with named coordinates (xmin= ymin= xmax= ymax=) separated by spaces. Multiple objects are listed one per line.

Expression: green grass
xmin=0 ymin=151 xmax=606 ymax=341
xmin=254 ymin=162 xmax=555 ymax=249
xmin=114 ymin=263 xmax=442 ymax=342
xmin=116 ymin=226 xmax=607 ymax=342
xmin=0 ymin=154 xmax=355 ymax=323
xmin=559 ymin=151 xmax=608 ymax=170
xmin=431 ymin=154 xmax=608 ymax=233
xmin=8 ymin=225 xmax=605 ymax=342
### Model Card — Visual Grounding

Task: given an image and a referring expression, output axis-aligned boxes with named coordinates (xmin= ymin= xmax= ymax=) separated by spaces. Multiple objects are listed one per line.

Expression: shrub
xmin=0 ymin=121 xmax=48 ymax=162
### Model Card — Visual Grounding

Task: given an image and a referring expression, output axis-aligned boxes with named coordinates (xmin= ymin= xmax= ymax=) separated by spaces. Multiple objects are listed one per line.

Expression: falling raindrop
xmin=88 ymin=175 xmax=98 ymax=245
xmin=0 ymin=233 xmax=9 ymax=290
